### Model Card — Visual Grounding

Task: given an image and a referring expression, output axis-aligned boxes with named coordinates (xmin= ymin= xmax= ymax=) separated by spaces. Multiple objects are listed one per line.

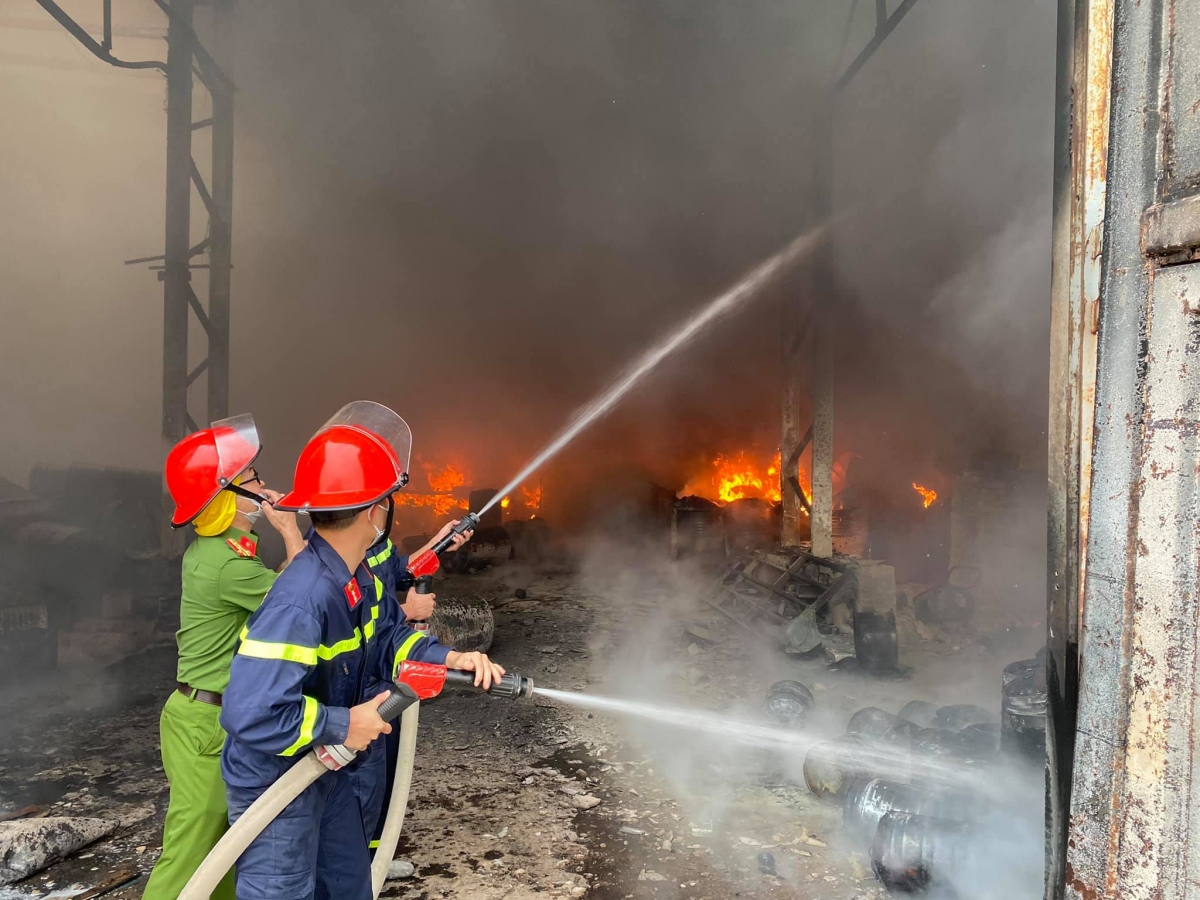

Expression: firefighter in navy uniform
xmin=220 ymin=402 xmax=504 ymax=900
xmin=356 ymin=521 xmax=470 ymax=855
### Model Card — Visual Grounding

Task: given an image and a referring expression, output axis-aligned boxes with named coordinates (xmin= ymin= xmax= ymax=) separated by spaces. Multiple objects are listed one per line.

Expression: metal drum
xmin=1001 ymin=666 xmax=1047 ymax=762
xmin=846 ymin=779 xmax=977 ymax=845
xmin=934 ymin=704 xmax=995 ymax=731
xmin=897 ymin=700 xmax=939 ymax=729
xmin=847 ymin=707 xmax=903 ymax=738
xmin=854 ymin=610 xmax=899 ymax=673
xmin=870 ymin=812 xmax=971 ymax=894
xmin=763 ymin=680 xmax=815 ymax=728
xmin=804 ymin=734 xmax=875 ymax=802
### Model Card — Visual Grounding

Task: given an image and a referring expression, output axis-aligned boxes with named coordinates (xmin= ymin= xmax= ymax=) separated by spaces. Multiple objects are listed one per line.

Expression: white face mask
xmin=241 ymin=500 xmax=263 ymax=525
xmin=368 ymin=502 xmax=388 ymax=545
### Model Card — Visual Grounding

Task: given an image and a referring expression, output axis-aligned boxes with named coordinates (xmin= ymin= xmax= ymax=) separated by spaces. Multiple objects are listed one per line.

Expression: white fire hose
xmin=177 ymin=665 xmax=531 ymax=900
xmin=178 ymin=690 xmax=420 ymax=900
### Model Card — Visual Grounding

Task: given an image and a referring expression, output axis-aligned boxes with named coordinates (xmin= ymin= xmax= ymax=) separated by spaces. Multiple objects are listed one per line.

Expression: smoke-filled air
xmin=0 ymin=0 xmax=1056 ymax=899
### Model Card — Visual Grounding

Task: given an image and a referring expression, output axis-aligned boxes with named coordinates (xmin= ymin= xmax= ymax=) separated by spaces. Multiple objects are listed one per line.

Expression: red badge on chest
xmin=344 ymin=579 xmax=362 ymax=609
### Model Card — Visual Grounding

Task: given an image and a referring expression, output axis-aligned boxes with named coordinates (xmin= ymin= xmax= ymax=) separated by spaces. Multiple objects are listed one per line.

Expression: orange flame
xmin=500 ymin=496 xmax=511 ymax=510
xmin=684 ymin=449 xmax=790 ymax=505
xmin=394 ymin=492 xmax=468 ymax=516
xmin=425 ymin=463 xmax=465 ymax=493
xmin=521 ymin=484 xmax=543 ymax=511
xmin=394 ymin=461 xmax=468 ymax=516
xmin=913 ymin=483 xmax=938 ymax=509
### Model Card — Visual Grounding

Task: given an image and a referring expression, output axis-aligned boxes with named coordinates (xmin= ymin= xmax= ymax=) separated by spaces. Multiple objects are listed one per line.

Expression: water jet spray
xmin=469 ymin=225 xmax=829 ymax=519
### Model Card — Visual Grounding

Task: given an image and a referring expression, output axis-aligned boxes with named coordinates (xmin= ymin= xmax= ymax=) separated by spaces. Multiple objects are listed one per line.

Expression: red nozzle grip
xmin=395 ymin=660 xmax=449 ymax=701
xmin=406 ymin=549 xmax=441 ymax=583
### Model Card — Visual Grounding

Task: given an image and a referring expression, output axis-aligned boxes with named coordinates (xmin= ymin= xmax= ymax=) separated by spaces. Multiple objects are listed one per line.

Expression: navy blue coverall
xmin=220 ymin=532 xmax=448 ymax=900
xmin=355 ymin=538 xmax=449 ymax=850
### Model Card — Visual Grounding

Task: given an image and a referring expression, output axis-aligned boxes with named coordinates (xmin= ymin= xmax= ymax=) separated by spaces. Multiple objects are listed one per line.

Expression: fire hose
xmin=404 ymin=512 xmax=480 ymax=594
xmin=178 ymin=660 xmax=533 ymax=900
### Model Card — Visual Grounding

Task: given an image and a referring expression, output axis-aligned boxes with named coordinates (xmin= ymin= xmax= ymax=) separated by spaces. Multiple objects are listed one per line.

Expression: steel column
xmin=162 ymin=0 xmax=194 ymax=446
xmin=781 ymin=0 xmax=920 ymax=550
xmin=1046 ymin=0 xmax=1114 ymax=892
xmin=808 ymin=101 xmax=835 ymax=559
xmin=206 ymin=0 xmax=234 ymax=423
xmin=780 ymin=295 xmax=807 ymax=546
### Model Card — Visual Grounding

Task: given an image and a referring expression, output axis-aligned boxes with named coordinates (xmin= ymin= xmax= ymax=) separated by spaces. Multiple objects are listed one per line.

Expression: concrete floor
xmin=0 ymin=542 xmax=1046 ymax=900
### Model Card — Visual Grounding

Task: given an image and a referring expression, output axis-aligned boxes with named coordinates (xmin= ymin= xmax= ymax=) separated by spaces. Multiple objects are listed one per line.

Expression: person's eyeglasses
xmin=242 ymin=469 xmax=262 ymax=488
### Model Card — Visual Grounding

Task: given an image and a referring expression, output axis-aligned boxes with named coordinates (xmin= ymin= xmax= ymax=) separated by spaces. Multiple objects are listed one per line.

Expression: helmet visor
xmin=318 ymin=401 xmax=412 ymax=477
xmin=211 ymin=413 xmax=262 ymax=486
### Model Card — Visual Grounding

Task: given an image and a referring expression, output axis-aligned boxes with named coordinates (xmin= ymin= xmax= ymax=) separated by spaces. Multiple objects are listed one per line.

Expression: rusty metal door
xmin=1052 ymin=0 xmax=1200 ymax=896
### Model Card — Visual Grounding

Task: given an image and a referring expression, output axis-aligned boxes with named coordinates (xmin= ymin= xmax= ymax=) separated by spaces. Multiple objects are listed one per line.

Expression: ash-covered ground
xmin=0 ymin=547 xmax=1045 ymax=900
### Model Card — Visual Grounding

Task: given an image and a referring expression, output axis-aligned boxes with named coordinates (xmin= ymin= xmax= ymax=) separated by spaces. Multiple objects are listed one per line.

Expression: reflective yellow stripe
xmin=238 ymin=637 xmax=318 ymax=666
xmin=393 ymin=632 xmax=426 ymax=672
xmin=368 ymin=839 xmax=381 ymax=850
xmin=317 ymin=631 xmax=362 ymax=659
xmin=238 ymin=626 xmax=361 ymax=664
xmin=367 ymin=540 xmax=393 ymax=568
xmin=279 ymin=696 xmax=318 ymax=757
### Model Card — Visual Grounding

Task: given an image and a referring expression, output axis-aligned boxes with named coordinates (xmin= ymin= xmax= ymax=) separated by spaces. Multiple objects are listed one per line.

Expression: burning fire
xmin=522 ymin=484 xmax=543 ymax=511
xmin=425 ymin=463 xmax=465 ymax=493
xmin=393 ymin=493 xmax=467 ymax=516
xmin=912 ymin=483 xmax=938 ymax=509
xmin=499 ymin=485 xmax=540 ymax=516
xmin=685 ymin=449 xmax=792 ymax=505
xmin=394 ymin=461 xmax=468 ymax=516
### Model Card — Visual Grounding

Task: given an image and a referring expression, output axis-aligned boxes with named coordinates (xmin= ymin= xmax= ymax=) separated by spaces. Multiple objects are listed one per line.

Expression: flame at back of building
xmin=682 ymin=448 xmax=801 ymax=505
xmin=394 ymin=461 xmax=469 ymax=517
xmin=912 ymin=483 xmax=938 ymax=509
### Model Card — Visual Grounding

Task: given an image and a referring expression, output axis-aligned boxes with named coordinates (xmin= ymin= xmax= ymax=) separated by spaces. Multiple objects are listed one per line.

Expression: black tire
xmin=428 ymin=595 xmax=495 ymax=653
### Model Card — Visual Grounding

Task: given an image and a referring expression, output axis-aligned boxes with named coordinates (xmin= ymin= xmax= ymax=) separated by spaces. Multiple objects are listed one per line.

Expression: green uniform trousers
xmin=143 ymin=690 xmax=235 ymax=900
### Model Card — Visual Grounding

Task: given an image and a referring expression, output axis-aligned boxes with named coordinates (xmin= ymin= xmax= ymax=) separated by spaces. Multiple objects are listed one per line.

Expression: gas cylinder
xmin=763 ymin=680 xmax=815 ymax=729
xmin=870 ymin=812 xmax=972 ymax=894
xmin=803 ymin=735 xmax=875 ymax=802
xmin=897 ymin=700 xmax=939 ymax=729
xmin=846 ymin=707 xmax=903 ymax=738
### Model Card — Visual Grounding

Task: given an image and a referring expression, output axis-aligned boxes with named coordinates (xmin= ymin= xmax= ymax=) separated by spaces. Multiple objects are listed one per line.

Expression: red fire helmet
xmin=165 ymin=414 xmax=261 ymax=527
xmin=275 ymin=401 xmax=412 ymax=512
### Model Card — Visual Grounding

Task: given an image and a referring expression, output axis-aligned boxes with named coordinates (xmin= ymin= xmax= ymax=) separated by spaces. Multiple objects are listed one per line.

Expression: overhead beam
xmin=31 ymin=0 xmax=165 ymax=70
xmin=834 ymin=0 xmax=920 ymax=92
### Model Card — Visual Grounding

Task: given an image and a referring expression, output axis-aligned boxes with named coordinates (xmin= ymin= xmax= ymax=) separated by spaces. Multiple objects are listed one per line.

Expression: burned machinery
xmin=704 ymin=548 xmax=901 ymax=674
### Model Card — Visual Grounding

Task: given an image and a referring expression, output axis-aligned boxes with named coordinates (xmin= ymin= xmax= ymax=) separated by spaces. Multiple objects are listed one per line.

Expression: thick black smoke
xmin=1 ymin=0 xmax=1054 ymax=518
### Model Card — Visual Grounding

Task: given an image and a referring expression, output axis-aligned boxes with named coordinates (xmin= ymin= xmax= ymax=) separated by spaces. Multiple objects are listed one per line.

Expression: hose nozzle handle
xmin=376 ymin=683 xmax=419 ymax=722
xmin=430 ymin=512 xmax=481 ymax=555
xmin=443 ymin=668 xmax=534 ymax=700
xmin=317 ymin=683 xmax=417 ymax=772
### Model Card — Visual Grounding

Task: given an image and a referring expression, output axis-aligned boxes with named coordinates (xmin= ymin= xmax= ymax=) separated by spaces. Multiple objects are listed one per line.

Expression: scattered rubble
xmin=384 ymin=859 xmax=414 ymax=880
xmin=0 ymin=550 xmax=1041 ymax=899
xmin=0 ymin=818 xmax=117 ymax=884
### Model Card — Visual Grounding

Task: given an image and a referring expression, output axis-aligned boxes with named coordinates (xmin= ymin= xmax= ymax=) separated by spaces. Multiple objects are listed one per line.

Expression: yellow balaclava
xmin=193 ymin=475 xmax=243 ymax=536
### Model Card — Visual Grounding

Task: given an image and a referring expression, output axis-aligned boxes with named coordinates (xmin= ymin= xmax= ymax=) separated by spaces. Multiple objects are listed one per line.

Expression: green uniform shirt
xmin=175 ymin=526 xmax=277 ymax=694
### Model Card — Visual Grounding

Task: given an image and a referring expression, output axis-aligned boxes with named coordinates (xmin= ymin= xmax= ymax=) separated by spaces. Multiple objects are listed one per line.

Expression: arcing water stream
xmin=475 ymin=225 xmax=829 ymax=517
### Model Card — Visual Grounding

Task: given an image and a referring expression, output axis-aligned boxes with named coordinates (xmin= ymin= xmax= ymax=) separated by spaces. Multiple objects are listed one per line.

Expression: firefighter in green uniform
xmin=143 ymin=415 xmax=306 ymax=900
